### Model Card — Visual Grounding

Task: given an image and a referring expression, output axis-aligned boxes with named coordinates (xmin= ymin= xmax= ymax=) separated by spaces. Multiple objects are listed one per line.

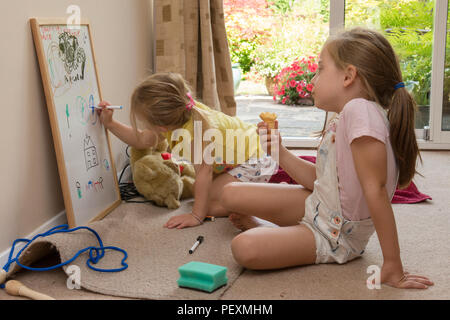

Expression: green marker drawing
xmin=66 ymin=104 xmax=70 ymax=129
xmin=76 ymin=181 xmax=82 ymax=199
xmin=49 ymin=59 xmax=54 ymax=79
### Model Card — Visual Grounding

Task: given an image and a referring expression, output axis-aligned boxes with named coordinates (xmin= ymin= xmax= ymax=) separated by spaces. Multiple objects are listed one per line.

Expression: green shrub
xmin=346 ymin=0 xmax=434 ymax=105
xmin=251 ymin=0 xmax=329 ymax=79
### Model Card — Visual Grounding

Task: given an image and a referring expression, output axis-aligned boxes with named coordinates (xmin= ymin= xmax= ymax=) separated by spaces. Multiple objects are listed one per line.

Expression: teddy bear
xmin=129 ymin=139 xmax=196 ymax=209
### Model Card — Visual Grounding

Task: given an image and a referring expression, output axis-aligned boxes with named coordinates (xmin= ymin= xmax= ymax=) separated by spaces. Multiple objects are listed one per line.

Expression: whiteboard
xmin=30 ymin=18 xmax=121 ymax=227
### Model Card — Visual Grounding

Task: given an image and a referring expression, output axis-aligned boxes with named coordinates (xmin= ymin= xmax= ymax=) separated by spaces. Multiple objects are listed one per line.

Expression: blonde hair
xmin=130 ymin=72 xmax=211 ymax=147
xmin=322 ymin=27 xmax=421 ymax=188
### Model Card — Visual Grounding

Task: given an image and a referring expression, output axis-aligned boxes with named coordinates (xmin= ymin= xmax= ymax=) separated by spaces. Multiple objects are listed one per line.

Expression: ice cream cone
xmin=259 ymin=112 xmax=278 ymax=130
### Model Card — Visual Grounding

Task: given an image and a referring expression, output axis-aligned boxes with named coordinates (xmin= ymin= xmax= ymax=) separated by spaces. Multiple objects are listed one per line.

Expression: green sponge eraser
xmin=177 ymin=261 xmax=228 ymax=293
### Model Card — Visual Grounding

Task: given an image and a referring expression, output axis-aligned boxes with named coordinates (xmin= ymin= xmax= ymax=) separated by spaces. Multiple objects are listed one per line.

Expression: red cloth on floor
xmin=268 ymin=156 xmax=432 ymax=204
xmin=391 ymin=181 xmax=432 ymax=204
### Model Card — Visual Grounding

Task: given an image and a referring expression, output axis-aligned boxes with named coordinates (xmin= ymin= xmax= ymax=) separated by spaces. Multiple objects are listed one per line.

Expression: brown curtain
xmin=154 ymin=0 xmax=236 ymax=116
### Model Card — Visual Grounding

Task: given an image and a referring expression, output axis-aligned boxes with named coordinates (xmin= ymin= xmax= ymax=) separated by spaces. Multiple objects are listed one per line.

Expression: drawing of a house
xmin=84 ymin=134 xmax=98 ymax=171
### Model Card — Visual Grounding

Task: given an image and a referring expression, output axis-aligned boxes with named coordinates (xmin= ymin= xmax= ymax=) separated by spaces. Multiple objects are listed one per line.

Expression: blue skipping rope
xmin=0 ymin=224 xmax=128 ymax=289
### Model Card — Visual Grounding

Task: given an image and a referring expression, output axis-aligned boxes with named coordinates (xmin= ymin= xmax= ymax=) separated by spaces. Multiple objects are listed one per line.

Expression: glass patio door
xmin=338 ymin=0 xmax=450 ymax=149
xmin=286 ymin=0 xmax=450 ymax=149
xmin=430 ymin=0 xmax=450 ymax=147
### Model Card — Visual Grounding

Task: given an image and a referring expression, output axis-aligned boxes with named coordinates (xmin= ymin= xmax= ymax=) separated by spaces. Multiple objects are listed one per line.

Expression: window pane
xmin=442 ymin=6 xmax=450 ymax=131
xmin=345 ymin=0 xmax=434 ymax=130
xmin=226 ymin=0 xmax=329 ymax=138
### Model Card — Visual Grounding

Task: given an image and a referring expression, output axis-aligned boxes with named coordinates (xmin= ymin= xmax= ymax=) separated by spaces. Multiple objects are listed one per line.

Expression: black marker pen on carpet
xmin=189 ymin=236 xmax=204 ymax=254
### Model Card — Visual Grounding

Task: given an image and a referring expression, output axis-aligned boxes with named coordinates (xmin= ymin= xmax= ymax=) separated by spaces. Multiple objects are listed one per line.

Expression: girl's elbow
xmin=362 ymin=183 xmax=388 ymax=199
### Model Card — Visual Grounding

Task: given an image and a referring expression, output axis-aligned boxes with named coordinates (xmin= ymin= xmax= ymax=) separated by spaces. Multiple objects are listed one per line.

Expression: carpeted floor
xmin=1 ymin=150 xmax=449 ymax=300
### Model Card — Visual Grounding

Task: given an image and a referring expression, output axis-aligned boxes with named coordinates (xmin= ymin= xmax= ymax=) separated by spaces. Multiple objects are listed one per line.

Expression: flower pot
xmin=265 ymin=77 xmax=276 ymax=96
xmin=232 ymin=64 xmax=242 ymax=92
xmin=296 ymin=98 xmax=314 ymax=106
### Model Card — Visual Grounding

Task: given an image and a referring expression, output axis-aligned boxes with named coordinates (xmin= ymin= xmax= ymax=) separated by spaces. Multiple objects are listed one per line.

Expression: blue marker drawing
xmin=103 ymin=159 xmax=110 ymax=171
xmin=89 ymin=94 xmax=95 ymax=115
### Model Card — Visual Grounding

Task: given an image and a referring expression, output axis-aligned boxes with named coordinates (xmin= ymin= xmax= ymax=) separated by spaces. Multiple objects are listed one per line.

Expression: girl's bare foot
xmin=228 ymin=213 xmax=277 ymax=231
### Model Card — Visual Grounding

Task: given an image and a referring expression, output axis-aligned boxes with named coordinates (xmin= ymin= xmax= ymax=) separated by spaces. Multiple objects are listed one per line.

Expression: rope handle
xmin=1 ymin=225 xmax=128 ymax=287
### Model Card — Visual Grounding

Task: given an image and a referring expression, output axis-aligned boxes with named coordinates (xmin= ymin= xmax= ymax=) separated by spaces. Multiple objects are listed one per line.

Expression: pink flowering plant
xmin=273 ymin=56 xmax=319 ymax=105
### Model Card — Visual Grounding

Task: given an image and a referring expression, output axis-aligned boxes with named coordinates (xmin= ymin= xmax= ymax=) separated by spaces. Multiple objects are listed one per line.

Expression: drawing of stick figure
xmin=76 ymin=181 xmax=82 ymax=199
xmin=76 ymin=96 xmax=88 ymax=125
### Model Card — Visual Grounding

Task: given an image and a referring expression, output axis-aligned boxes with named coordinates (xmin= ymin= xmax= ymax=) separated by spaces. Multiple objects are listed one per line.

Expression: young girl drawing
xmin=98 ymin=72 xmax=277 ymax=229
xmin=221 ymin=28 xmax=434 ymax=289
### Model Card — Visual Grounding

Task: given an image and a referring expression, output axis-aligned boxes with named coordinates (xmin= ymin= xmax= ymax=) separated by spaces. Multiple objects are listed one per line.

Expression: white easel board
xmin=30 ymin=18 xmax=121 ymax=227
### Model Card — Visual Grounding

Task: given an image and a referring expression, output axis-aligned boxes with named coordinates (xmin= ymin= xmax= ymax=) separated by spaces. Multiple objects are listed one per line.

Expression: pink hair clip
xmin=186 ymin=92 xmax=195 ymax=111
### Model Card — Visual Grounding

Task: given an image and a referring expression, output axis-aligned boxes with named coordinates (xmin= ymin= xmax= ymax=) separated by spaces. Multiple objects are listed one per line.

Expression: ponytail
xmin=388 ymin=87 xmax=422 ymax=188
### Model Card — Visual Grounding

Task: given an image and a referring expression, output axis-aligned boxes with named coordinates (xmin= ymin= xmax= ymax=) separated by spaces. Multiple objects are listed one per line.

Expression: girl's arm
xmin=351 ymin=136 xmax=433 ymax=289
xmin=278 ymin=146 xmax=316 ymax=191
xmin=257 ymin=121 xmax=316 ymax=191
xmin=191 ymin=162 xmax=213 ymax=220
xmin=108 ymin=120 xmax=158 ymax=149
xmin=98 ymin=100 xmax=157 ymax=149
xmin=164 ymin=142 xmax=214 ymax=229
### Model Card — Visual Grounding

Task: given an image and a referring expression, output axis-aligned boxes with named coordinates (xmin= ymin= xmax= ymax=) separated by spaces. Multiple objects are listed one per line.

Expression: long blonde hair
xmin=323 ymin=27 xmax=421 ymax=188
xmin=130 ymin=72 xmax=211 ymax=147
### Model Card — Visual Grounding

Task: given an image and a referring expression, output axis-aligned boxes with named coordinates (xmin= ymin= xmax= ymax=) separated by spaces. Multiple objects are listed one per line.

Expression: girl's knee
xmin=220 ymin=182 xmax=241 ymax=210
xmin=231 ymin=232 xmax=260 ymax=269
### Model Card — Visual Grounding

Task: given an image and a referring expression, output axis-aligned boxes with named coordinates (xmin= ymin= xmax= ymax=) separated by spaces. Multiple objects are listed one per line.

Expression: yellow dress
xmin=162 ymin=102 xmax=263 ymax=174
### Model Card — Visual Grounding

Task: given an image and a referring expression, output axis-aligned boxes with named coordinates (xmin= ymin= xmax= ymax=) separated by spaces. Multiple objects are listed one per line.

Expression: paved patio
xmin=233 ymin=80 xmax=448 ymax=137
xmin=235 ymin=95 xmax=326 ymax=137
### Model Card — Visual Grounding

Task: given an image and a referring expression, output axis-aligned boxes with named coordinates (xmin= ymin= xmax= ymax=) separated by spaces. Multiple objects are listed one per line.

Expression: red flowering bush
xmin=273 ymin=56 xmax=318 ymax=105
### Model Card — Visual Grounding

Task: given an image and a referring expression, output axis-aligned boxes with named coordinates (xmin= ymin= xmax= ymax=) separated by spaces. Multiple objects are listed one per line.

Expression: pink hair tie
xmin=186 ymin=93 xmax=195 ymax=111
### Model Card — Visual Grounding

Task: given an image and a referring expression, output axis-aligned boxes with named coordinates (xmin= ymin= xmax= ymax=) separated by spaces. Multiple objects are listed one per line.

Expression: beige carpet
xmin=1 ymin=150 xmax=449 ymax=300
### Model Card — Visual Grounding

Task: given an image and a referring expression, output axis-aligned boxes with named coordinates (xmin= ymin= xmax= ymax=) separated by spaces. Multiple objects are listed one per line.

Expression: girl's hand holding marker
xmin=97 ymin=101 xmax=121 ymax=128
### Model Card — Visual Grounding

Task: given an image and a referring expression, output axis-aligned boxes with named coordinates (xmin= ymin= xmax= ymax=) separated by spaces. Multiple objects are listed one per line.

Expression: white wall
xmin=0 ymin=0 xmax=153 ymax=253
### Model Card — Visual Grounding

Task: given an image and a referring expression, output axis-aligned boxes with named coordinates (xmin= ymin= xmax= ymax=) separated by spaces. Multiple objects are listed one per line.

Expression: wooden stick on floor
xmin=5 ymin=280 xmax=55 ymax=300
xmin=0 ymin=269 xmax=6 ymax=286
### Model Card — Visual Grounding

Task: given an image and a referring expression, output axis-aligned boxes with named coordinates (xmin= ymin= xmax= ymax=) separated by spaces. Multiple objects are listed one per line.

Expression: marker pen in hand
xmin=93 ymin=105 xmax=123 ymax=110
xmin=189 ymin=236 xmax=204 ymax=254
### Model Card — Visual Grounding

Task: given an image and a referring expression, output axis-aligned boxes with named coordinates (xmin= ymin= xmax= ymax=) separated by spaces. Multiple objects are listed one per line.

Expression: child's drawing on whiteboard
xmin=58 ymin=32 xmax=86 ymax=82
xmin=46 ymin=31 xmax=87 ymax=97
xmin=76 ymin=181 xmax=82 ymax=199
xmin=47 ymin=42 xmax=71 ymax=97
xmin=85 ymin=177 xmax=104 ymax=192
xmin=83 ymin=134 xmax=99 ymax=171
xmin=95 ymin=177 xmax=104 ymax=191
xmin=103 ymin=159 xmax=110 ymax=171
xmin=76 ymin=94 xmax=98 ymax=126
xmin=88 ymin=94 xmax=98 ymax=125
